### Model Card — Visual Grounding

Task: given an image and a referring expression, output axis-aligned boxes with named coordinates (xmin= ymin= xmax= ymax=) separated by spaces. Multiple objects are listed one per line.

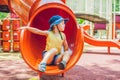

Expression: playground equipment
xmin=76 ymin=14 xmax=120 ymax=53
xmin=82 ymin=25 xmax=120 ymax=54
xmin=94 ymin=23 xmax=109 ymax=39
xmin=7 ymin=0 xmax=66 ymax=25
xmin=6 ymin=0 xmax=84 ymax=79
xmin=75 ymin=13 xmax=109 ymax=39
xmin=6 ymin=0 xmax=119 ymax=79
xmin=94 ymin=23 xmax=106 ymax=30
xmin=75 ymin=13 xmax=109 ymax=24
xmin=113 ymin=15 xmax=120 ymax=39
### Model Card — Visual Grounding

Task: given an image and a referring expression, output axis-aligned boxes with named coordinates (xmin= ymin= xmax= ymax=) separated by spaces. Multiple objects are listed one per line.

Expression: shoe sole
xmin=58 ymin=63 xmax=65 ymax=70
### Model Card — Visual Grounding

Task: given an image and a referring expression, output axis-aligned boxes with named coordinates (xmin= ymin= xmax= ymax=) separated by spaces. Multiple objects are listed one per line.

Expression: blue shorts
xmin=42 ymin=50 xmax=59 ymax=65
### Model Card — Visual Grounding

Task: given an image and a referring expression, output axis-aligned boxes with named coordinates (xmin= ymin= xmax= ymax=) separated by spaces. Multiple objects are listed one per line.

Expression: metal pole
xmin=108 ymin=0 xmax=113 ymax=39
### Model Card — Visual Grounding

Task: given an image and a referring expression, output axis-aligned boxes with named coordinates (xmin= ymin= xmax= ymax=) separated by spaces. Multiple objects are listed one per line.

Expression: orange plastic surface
xmin=115 ymin=23 xmax=120 ymax=29
xmin=82 ymin=24 xmax=120 ymax=49
xmin=2 ymin=31 xmax=10 ymax=41
xmin=7 ymin=0 xmax=65 ymax=25
xmin=82 ymin=24 xmax=90 ymax=30
xmin=12 ymin=20 xmax=20 ymax=30
xmin=20 ymin=27 xmax=84 ymax=75
xmin=13 ymin=31 xmax=20 ymax=41
xmin=7 ymin=0 xmax=36 ymax=25
xmin=13 ymin=41 xmax=20 ymax=52
xmin=3 ymin=41 xmax=11 ymax=52
xmin=84 ymin=31 xmax=120 ymax=49
xmin=7 ymin=0 xmax=84 ymax=75
xmin=2 ymin=19 xmax=10 ymax=30
xmin=61 ymin=0 xmax=66 ymax=3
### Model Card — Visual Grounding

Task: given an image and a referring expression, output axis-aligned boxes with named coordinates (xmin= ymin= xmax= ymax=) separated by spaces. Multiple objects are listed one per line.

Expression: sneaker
xmin=38 ymin=63 xmax=46 ymax=72
xmin=58 ymin=61 xmax=66 ymax=70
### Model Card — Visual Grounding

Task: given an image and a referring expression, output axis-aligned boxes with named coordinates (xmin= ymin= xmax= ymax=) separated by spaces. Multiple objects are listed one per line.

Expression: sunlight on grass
xmin=28 ymin=77 xmax=38 ymax=80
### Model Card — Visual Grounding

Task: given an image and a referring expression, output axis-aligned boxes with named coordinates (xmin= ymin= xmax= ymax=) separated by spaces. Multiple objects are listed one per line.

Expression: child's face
xmin=57 ymin=21 xmax=65 ymax=31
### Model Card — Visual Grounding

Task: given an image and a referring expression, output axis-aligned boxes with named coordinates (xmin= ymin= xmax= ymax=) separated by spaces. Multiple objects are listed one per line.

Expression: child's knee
xmin=66 ymin=52 xmax=71 ymax=56
xmin=51 ymin=48 xmax=58 ymax=53
xmin=48 ymin=48 xmax=58 ymax=54
xmin=65 ymin=50 xmax=72 ymax=56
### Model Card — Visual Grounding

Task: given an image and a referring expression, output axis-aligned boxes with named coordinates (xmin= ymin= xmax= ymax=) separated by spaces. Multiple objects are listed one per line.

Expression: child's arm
xmin=19 ymin=26 xmax=49 ymax=36
xmin=63 ymin=34 xmax=69 ymax=51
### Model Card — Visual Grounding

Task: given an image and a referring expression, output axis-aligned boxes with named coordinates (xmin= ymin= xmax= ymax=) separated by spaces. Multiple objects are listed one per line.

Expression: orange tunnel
xmin=7 ymin=0 xmax=84 ymax=76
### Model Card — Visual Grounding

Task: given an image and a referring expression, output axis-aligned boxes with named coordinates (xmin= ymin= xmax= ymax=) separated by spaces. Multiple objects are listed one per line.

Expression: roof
xmin=75 ymin=13 xmax=109 ymax=24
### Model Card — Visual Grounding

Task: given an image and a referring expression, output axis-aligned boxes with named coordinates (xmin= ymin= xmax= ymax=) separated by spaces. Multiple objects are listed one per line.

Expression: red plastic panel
xmin=13 ymin=41 xmax=20 ymax=52
xmin=13 ymin=31 xmax=20 ymax=41
xmin=12 ymin=20 xmax=20 ymax=30
xmin=116 ymin=15 xmax=120 ymax=23
xmin=0 ymin=40 xmax=2 ymax=46
xmin=2 ymin=19 xmax=10 ymax=30
xmin=2 ymin=31 xmax=10 ymax=41
xmin=3 ymin=41 xmax=11 ymax=52
xmin=94 ymin=23 xmax=106 ymax=30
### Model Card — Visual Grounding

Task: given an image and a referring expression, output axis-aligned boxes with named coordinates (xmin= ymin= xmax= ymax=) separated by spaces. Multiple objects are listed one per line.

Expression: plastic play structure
xmin=76 ymin=14 xmax=120 ymax=54
xmin=82 ymin=25 xmax=120 ymax=54
xmin=6 ymin=0 xmax=84 ymax=78
xmin=5 ymin=0 xmax=120 ymax=79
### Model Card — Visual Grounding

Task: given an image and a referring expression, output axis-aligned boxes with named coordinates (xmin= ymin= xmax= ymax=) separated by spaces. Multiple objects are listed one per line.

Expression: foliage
xmin=0 ymin=12 xmax=8 ymax=20
xmin=112 ymin=0 xmax=120 ymax=12
xmin=28 ymin=78 xmax=38 ymax=80
xmin=76 ymin=18 xmax=85 ymax=24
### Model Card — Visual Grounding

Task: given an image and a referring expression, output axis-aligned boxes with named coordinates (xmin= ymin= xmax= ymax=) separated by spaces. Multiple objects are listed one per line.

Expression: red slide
xmin=6 ymin=0 xmax=84 ymax=78
xmin=82 ymin=25 xmax=120 ymax=53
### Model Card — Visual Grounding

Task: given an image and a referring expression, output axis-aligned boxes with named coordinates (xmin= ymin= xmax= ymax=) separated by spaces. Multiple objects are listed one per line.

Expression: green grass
xmin=76 ymin=18 xmax=85 ymax=24
xmin=28 ymin=77 xmax=38 ymax=80
xmin=0 ymin=12 xmax=8 ymax=20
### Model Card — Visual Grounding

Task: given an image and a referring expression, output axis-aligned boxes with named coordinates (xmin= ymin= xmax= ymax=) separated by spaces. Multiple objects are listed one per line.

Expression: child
xmin=20 ymin=15 xmax=72 ymax=72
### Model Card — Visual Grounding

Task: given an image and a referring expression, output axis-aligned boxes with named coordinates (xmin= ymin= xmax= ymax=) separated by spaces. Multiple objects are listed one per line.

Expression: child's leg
xmin=55 ymin=54 xmax=63 ymax=64
xmin=62 ymin=51 xmax=71 ymax=63
xmin=38 ymin=48 xmax=58 ymax=72
xmin=41 ymin=48 xmax=58 ymax=64
xmin=56 ymin=50 xmax=72 ymax=70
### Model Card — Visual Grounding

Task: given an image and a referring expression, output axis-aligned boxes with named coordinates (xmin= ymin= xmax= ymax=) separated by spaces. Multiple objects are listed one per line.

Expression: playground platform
xmin=0 ymin=46 xmax=120 ymax=80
